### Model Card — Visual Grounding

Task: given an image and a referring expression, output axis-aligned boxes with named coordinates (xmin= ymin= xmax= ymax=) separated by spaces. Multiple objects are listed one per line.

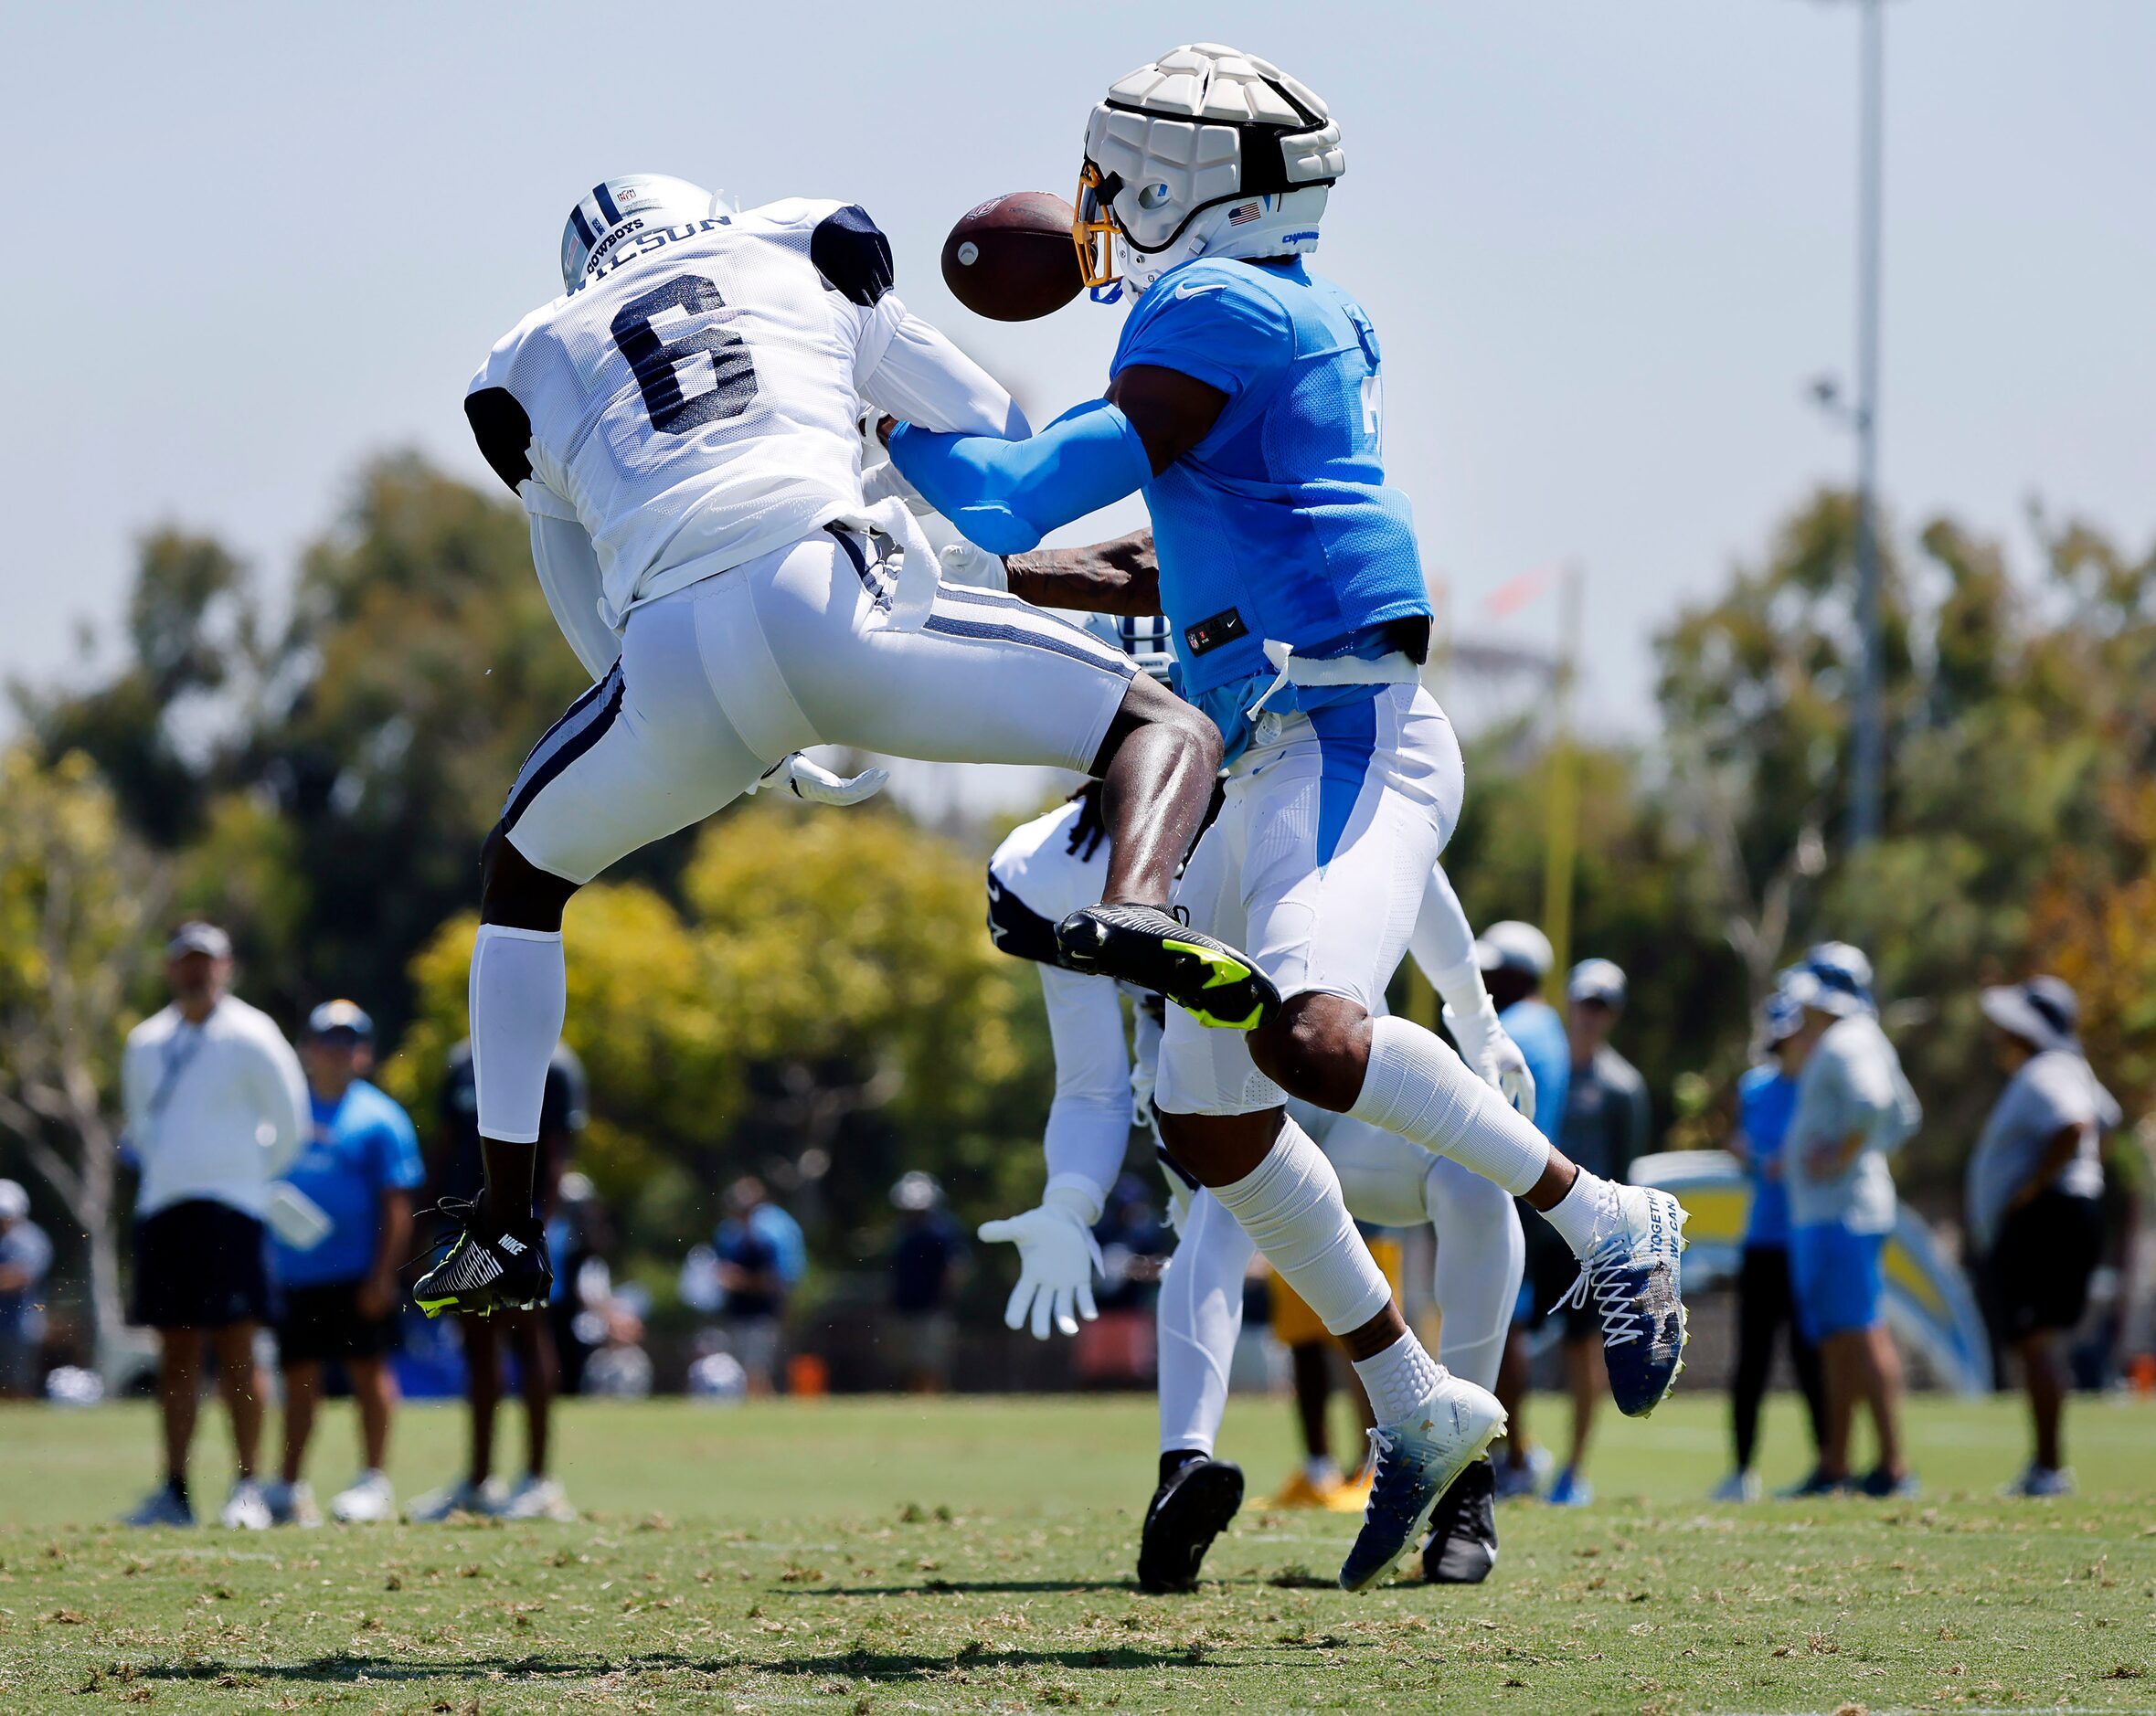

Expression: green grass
xmin=2 ymin=1392 xmax=2152 ymax=1713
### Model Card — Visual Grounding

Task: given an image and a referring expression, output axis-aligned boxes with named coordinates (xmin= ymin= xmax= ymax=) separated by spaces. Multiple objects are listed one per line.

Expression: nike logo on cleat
xmin=499 ymin=1234 xmax=526 ymax=1255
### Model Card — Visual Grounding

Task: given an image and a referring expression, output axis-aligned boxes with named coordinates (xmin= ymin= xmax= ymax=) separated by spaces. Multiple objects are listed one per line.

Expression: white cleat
xmin=1556 ymin=1183 xmax=1689 ymax=1417
xmin=330 ymin=1469 xmax=396 ymax=1523
xmin=1337 ymin=1374 xmax=1507 ymax=1593
xmin=496 ymin=1473 xmax=578 ymax=1522
xmin=220 ymin=1478 xmax=274 ymax=1531
xmin=263 ymin=1478 xmax=323 ymax=1527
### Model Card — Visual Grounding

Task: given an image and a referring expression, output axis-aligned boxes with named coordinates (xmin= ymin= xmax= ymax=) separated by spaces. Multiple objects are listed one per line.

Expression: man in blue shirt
xmin=888 ymin=43 xmax=1687 ymax=1588
xmin=1471 ymin=923 xmax=1570 ymax=1499
xmin=714 ymin=1177 xmax=790 ymax=1395
xmin=1714 ymin=990 xmax=1825 ymax=1501
xmin=0 ymin=1180 xmax=52 ymax=1399
xmin=266 ymin=1001 xmax=423 ymax=1525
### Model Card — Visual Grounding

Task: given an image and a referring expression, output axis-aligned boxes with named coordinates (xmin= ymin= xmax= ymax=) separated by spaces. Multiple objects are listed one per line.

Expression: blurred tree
xmin=16 ymin=532 xmax=260 ymax=848
xmin=1441 ymin=729 xmax=1746 ymax=1147
xmin=244 ymin=455 xmax=593 ymax=1033
xmin=0 ymin=748 xmax=164 ymax=1361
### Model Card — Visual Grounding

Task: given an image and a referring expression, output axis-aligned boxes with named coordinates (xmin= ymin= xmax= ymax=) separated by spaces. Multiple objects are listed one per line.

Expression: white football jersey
xmin=469 ymin=198 xmax=910 ymax=629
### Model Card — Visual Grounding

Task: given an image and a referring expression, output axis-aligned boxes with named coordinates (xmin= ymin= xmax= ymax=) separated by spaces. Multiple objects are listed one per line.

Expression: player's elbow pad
xmin=887 ymin=398 xmax=1152 ymax=556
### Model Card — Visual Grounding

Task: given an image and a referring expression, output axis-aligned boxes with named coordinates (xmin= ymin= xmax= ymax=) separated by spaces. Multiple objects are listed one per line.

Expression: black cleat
xmin=412 ymin=1199 xmax=551 ymax=1319
xmin=1056 ymin=904 xmax=1279 ymax=1031
xmin=1137 ymin=1456 xmax=1245 ymax=1593
xmin=1421 ymin=1456 xmax=1499 ymax=1584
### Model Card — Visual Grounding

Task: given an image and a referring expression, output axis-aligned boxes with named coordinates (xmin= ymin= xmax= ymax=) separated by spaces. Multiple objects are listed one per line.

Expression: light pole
xmin=1849 ymin=0 xmax=1886 ymax=848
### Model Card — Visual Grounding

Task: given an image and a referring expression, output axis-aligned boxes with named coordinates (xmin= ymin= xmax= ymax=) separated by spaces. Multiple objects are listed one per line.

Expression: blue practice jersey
xmin=1737 ymin=1065 xmax=1800 ymax=1249
xmin=1499 ymin=998 xmax=1572 ymax=1147
xmin=1112 ymin=256 xmax=1429 ymax=744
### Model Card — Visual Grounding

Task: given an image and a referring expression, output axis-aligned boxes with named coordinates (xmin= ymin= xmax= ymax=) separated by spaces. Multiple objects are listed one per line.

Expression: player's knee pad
xmin=479 ymin=821 xmax=580 ymax=932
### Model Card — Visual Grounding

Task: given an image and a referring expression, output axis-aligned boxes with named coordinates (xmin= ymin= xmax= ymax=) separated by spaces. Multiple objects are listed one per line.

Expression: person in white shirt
xmin=118 ymin=923 xmax=309 ymax=1530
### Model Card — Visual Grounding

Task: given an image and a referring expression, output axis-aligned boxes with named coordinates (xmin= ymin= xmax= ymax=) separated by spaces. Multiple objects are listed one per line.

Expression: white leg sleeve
xmin=1207 ymin=1117 xmax=1392 ymax=1338
xmin=1156 ymin=1190 xmax=1256 ymax=1456
xmin=1324 ymin=1115 xmax=1440 ymax=1229
xmin=469 ymin=924 xmax=567 ymax=1145
xmin=1348 ymin=1015 xmax=1551 ymax=1197
xmin=1427 ymin=1155 xmax=1526 ymax=1393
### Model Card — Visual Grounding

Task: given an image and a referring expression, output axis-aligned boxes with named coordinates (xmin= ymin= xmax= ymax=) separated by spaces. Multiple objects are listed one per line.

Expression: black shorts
xmin=274 ymin=1280 xmax=400 ymax=1366
xmin=1519 ymin=1213 xmax=1599 ymax=1340
xmin=130 ymin=1199 xmax=271 ymax=1330
xmin=1989 ymin=1190 xmax=2103 ymax=1340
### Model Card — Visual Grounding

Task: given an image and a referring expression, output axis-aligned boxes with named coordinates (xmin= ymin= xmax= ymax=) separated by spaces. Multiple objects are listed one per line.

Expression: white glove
xmin=1443 ymin=996 xmax=1537 ymax=1123
xmin=754 ymin=753 xmax=891 ymax=806
xmin=977 ymin=1181 xmax=1104 ymax=1340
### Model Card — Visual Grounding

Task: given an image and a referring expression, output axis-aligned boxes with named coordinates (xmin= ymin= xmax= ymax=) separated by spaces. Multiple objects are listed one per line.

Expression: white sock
xmin=1349 ymin=1016 xmax=1550 ymax=1196
xmin=1543 ymin=1168 xmax=1623 ymax=1258
xmin=1353 ymin=1330 xmax=1445 ymax=1425
xmin=1205 ymin=1117 xmax=1392 ymax=1337
xmin=1303 ymin=1456 xmax=1338 ymax=1485
xmin=469 ymin=924 xmax=567 ymax=1146
xmin=1156 ymin=1190 xmax=1255 ymax=1456
xmin=1426 ymin=1155 xmax=1526 ymax=1393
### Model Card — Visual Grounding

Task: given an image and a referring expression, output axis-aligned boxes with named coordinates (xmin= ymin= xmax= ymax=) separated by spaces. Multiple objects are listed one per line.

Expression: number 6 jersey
xmin=465 ymin=197 xmax=1022 ymax=641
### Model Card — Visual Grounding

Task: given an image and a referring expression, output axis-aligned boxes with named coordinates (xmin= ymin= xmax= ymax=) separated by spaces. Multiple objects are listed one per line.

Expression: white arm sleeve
xmin=859 ymin=302 xmax=1031 ymax=440
xmin=1036 ymin=965 xmax=1134 ymax=1221
xmin=1408 ymin=862 xmax=1487 ymax=1016
xmin=523 ymin=480 xmax=621 ymax=682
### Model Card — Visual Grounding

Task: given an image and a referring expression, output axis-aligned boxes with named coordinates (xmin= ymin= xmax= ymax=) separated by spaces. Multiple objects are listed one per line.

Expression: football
xmin=940 ymin=191 xmax=1084 ymax=321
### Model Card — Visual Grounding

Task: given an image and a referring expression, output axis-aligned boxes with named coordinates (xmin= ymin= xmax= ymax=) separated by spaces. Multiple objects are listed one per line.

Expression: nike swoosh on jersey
xmin=1174 ymin=281 xmax=1228 ymax=298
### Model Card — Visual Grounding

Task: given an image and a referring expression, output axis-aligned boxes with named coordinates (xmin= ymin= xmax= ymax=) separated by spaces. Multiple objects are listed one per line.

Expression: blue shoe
xmin=1554 ymin=1185 xmax=1689 ymax=1417
xmin=1777 ymin=1467 xmax=1851 ymax=1499
xmin=1545 ymin=1466 xmax=1594 ymax=1508
xmin=1857 ymin=1466 xmax=1919 ymax=1499
xmin=1492 ymin=1448 xmax=1546 ymax=1501
xmin=1337 ymin=1374 xmax=1506 ymax=1594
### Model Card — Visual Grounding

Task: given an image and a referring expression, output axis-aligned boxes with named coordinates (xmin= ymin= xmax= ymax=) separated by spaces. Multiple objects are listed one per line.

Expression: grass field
xmin=1 ymin=1392 xmax=2151 ymax=1714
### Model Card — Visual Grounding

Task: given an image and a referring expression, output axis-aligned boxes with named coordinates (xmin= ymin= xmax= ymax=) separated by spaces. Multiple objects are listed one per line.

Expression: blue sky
xmin=4 ymin=0 xmax=2151 ymax=753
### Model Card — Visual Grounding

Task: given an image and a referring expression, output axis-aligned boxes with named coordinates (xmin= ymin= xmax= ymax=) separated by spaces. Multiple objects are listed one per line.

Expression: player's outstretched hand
xmin=1443 ymin=997 xmax=1537 ymax=1123
xmin=978 ymin=1185 xmax=1103 ymax=1340
xmin=766 ymin=753 xmax=891 ymax=806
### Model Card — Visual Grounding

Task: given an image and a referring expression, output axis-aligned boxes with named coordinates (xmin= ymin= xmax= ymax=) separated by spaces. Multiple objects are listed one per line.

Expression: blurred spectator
xmin=888 ymin=1171 xmax=967 ymax=1393
xmin=1093 ymin=1173 xmax=1171 ymax=1312
xmin=1715 ymin=990 xmax=1825 ymax=1501
xmin=0 ymin=1180 xmax=52 ymax=1399
xmin=1534 ymin=959 xmax=1652 ymax=1507
xmin=409 ymin=1038 xmax=585 ymax=1523
xmin=713 ymin=1177 xmax=790 ymax=1393
xmin=264 ymin=1002 xmax=421 ymax=1526
xmin=1784 ymin=945 xmax=1922 ymax=1498
xmin=581 ymin=1298 xmax=653 ymax=1400
xmin=1475 ymin=920 xmax=1567 ymax=1500
xmin=1969 ymin=977 xmax=2118 ymax=1497
xmin=119 ymin=922 xmax=308 ymax=1530
xmin=547 ymin=1171 xmax=616 ymax=1394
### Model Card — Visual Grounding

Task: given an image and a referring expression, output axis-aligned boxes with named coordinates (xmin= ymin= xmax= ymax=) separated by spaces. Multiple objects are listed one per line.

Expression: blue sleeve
xmin=887 ymin=397 xmax=1152 ymax=556
xmin=375 ymin=1101 xmax=426 ymax=1192
xmin=1112 ymin=271 xmax=1294 ymax=406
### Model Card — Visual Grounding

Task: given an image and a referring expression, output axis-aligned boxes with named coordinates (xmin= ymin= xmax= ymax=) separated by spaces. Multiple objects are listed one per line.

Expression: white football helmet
xmin=559 ymin=175 xmax=734 ymax=292
xmin=1075 ymin=44 xmax=1345 ymax=298
xmin=1085 ymin=613 xmax=1177 ymax=683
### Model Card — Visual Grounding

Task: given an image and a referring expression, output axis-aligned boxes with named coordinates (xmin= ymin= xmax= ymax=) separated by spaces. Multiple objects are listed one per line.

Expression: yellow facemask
xmin=1073 ymin=162 xmax=1120 ymax=290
